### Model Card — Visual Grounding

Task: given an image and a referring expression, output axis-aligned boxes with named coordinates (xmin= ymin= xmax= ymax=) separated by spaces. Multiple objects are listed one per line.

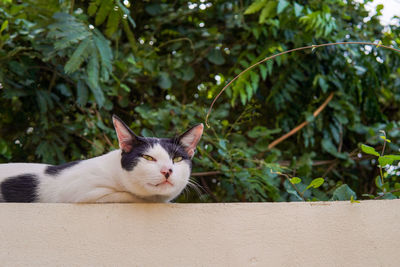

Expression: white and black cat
xmin=0 ymin=115 xmax=203 ymax=203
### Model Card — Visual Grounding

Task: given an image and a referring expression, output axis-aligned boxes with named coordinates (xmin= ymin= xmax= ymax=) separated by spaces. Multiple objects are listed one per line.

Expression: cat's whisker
xmin=186 ymin=179 xmax=203 ymax=197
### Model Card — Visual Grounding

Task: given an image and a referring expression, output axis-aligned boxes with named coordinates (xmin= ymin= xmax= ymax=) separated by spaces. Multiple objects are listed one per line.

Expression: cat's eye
xmin=173 ymin=156 xmax=183 ymax=163
xmin=142 ymin=155 xmax=156 ymax=161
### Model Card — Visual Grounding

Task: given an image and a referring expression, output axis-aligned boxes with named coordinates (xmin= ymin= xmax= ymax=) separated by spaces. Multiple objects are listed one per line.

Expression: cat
xmin=0 ymin=115 xmax=203 ymax=203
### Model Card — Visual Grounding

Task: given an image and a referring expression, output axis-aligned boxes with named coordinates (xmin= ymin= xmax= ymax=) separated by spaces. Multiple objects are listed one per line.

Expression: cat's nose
xmin=161 ymin=168 xmax=173 ymax=179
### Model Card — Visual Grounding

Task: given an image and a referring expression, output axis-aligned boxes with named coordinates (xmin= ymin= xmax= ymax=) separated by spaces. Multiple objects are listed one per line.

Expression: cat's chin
xmin=145 ymin=182 xmax=175 ymax=192
xmin=141 ymin=181 xmax=184 ymax=198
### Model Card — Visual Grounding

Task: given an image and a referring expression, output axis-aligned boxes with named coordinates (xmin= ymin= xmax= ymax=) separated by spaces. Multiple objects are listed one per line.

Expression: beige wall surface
xmin=0 ymin=200 xmax=399 ymax=267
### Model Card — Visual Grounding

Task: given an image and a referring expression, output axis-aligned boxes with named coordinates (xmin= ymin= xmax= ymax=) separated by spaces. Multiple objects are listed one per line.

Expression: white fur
xmin=0 ymin=144 xmax=191 ymax=203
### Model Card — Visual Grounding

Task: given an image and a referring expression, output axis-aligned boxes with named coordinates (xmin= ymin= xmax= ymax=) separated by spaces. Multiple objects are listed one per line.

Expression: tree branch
xmin=268 ymin=92 xmax=334 ymax=149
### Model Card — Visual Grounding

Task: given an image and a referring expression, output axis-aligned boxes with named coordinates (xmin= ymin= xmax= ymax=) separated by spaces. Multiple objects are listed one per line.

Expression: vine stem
xmin=379 ymin=130 xmax=387 ymax=187
xmin=375 ymin=188 xmax=400 ymax=199
xmin=205 ymin=41 xmax=400 ymax=128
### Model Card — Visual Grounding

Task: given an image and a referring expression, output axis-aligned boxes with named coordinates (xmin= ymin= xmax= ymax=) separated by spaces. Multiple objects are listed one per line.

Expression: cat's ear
xmin=179 ymin=123 xmax=204 ymax=158
xmin=112 ymin=115 xmax=139 ymax=153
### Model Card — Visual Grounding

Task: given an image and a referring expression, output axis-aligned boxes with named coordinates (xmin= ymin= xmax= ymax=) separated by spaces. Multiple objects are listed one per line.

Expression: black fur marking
xmin=45 ymin=160 xmax=81 ymax=176
xmin=1 ymin=174 xmax=39 ymax=202
xmin=121 ymin=137 xmax=157 ymax=171
xmin=160 ymin=138 xmax=193 ymax=170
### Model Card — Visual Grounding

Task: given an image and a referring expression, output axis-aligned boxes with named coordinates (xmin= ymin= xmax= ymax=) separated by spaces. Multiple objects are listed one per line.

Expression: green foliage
xmin=1 ymin=0 xmax=400 ymax=202
xmin=331 ymin=184 xmax=356 ymax=201
xmin=360 ymin=132 xmax=400 ymax=200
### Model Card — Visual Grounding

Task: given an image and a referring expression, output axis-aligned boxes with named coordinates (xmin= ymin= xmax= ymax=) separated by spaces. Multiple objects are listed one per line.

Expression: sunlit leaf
xmin=290 ymin=177 xmax=301 ymax=184
xmin=360 ymin=144 xmax=380 ymax=156
xmin=306 ymin=177 xmax=324 ymax=189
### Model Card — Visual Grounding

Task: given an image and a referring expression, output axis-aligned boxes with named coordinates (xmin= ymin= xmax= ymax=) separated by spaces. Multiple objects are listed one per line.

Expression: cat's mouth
xmin=148 ymin=180 xmax=174 ymax=187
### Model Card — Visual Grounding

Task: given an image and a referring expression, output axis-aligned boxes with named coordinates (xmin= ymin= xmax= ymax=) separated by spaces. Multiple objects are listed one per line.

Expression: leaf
xmin=207 ymin=49 xmax=225 ymax=65
xmin=245 ymin=80 xmax=253 ymax=101
xmin=64 ymin=38 xmax=91 ymax=74
xmin=259 ymin=2 xmax=277 ymax=23
xmin=181 ymin=66 xmax=194 ymax=81
xmin=95 ymin=0 xmax=113 ymax=26
xmin=321 ymin=138 xmax=347 ymax=159
xmin=0 ymin=20 xmax=8 ymax=34
xmin=384 ymin=155 xmax=400 ymax=160
xmin=293 ymin=2 xmax=304 ymax=17
xmin=105 ymin=9 xmax=121 ymax=37
xmin=380 ymin=193 xmax=397 ymax=199
xmin=318 ymin=76 xmax=328 ymax=93
xmin=88 ymin=0 xmax=101 ymax=16
xmin=380 ymin=135 xmax=391 ymax=143
xmin=306 ymin=177 xmax=324 ymax=190
xmin=378 ymin=156 xmax=393 ymax=167
xmin=290 ymin=177 xmax=302 ymax=184
xmin=56 ymin=84 xmax=72 ymax=97
xmin=36 ymin=90 xmax=53 ymax=114
xmin=247 ymin=126 xmax=281 ymax=138
xmin=331 ymin=184 xmax=356 ymax=201
xmin=120 ymin=83 xmax=130 ymax=92
xmin=378 ymin=155 xmax=400 ymax=166
xmin=375 ymin=176 xmax=383 ymax=189
xmin=93 ymin=31 xmax=113 ymax=80
xmin=350 ymin=195 xmax=360 ymax=203
xmin=287 ymin=189 xmax=303 ymax=201
xmin=250 ymin=72 xmax=259 ymax=93
xmin=259 ymin=64 xmax=267 ymax=80
xmin=158 ymin=72 xmax=172 ymax=89
xmin=86 ymin=50 xmax=105 ymax=107
xmin=117 ymin=0 xmax=136 ymax=28
xmin=77 ymin=80 xmax=88 ymax=106
xmin=87 ymin=48 xmax=99 ymax=88
xmin=244 ymin=0 xmax=266 ymax=14
xmin=360 ymin=144 xmax=380 ymax=156
xmin=0 ymin=139 xmax=12 ymax=160
xmin=277 ymin=0 xmax=289 ymax=14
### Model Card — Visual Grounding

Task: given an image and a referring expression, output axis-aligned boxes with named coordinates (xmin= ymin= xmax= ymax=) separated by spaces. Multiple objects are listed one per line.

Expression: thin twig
xmin=48 ymin=70 xmax=57 ymax=91
xmin=379 ymin=130 xmax=387 ymax=186
xmin=374 ymin=189 xmax=400 ymax=199
xmin=103 ymin=133 xmax=114 ymax=148
xmin=271 ymin=171 xmax=305 ymax=201
xmin=205 ymin=41 xmax=400 ymax=127
xmin=322 ymin=160 xmax=338 ymax=178
xmin=158 ymin=37 xmax=195 ymax=51
xmin=70 ymin=0 xmax=75 ymax=14
xmin=380 ymin=130 xmax=387 ymax=157
xmin=74 ymin=133 xmax=104 ymax=152
xmin=268 ymin=92 xmax=334 ymax=149
xmin=191 ymin=171 xmax=221 ymax=177
xmin=338 ymin=123 xmax=343 ymax=153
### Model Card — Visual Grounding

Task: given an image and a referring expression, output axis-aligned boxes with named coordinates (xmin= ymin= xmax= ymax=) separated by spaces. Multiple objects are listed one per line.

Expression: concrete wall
xmin=0 ymin=200 xmax=399 ymax=266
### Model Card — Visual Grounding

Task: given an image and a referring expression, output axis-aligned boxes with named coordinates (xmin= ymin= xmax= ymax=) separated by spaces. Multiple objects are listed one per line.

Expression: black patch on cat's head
xmin=1 ymin=174 xmax=39 ymax=202
xmin=45 ymin=160 xmax=81 ymax=176
xmin=160 ymin=138 xmax=193 ymax=169
xmin=121 ymin=137 xmax=159 ymax=171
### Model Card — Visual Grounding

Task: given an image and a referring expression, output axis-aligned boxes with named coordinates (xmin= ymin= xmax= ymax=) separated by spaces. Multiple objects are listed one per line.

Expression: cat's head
xmin=112 ymin=115 xmax=203 ymax=202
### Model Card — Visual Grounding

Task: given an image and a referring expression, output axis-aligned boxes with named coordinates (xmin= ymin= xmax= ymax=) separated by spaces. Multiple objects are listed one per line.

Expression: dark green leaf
xmin=331 ymin=184 xmax=356 ymax=201
xmin=207 ymin=49 xmax=225 ymax=65
xmin=158 ymin=72 xmax=172 ymax=89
